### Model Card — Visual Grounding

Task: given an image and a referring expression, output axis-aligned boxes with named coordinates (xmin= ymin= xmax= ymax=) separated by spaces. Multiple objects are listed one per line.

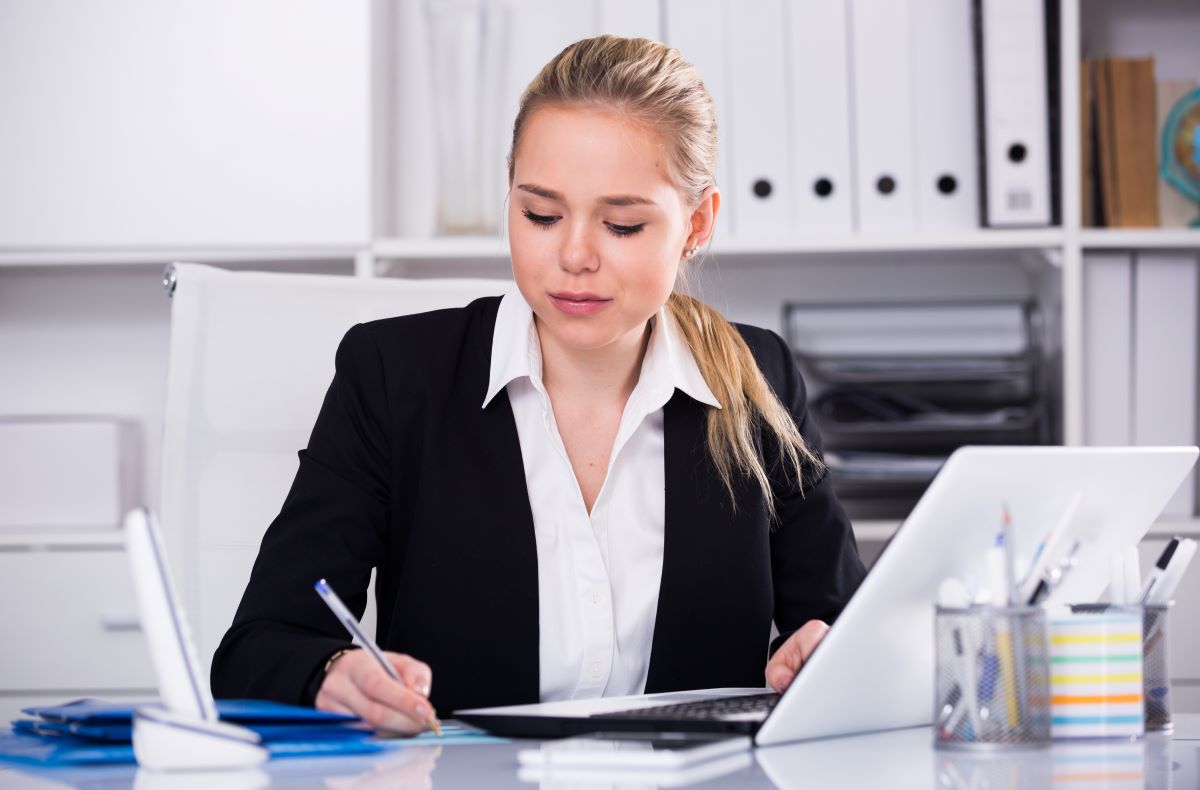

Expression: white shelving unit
xmin=0 ymin=2 xmax=1195 ymax=518
xmin=1 ymin=0 xmax=1198 ymax=720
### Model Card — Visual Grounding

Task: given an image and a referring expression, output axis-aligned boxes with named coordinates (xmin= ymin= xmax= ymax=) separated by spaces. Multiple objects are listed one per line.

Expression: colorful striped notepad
xmin=1048 ymin=610 xmax=1144 ymax=739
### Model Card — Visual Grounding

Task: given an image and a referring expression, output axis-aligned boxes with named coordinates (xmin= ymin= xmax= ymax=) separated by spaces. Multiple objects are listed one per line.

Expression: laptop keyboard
xmin=591 ymin=692 xmax=781 ymax=721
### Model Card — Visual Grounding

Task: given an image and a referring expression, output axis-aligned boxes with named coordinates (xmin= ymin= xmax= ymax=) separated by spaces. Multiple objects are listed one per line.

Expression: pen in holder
xmin=1142 ymin=602 xmax=1173 ymax=732
xmin=934 ymin=605 xmax=1049 ymax=749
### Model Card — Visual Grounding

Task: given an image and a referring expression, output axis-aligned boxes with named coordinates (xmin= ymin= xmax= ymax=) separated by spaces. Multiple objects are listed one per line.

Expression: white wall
xmin=0 ymin=0 xmax=371 ymax=247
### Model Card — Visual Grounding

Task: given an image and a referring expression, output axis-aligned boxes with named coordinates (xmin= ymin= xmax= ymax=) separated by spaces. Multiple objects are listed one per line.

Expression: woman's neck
xmin=537 ymin=318 xmax=652 ymax=404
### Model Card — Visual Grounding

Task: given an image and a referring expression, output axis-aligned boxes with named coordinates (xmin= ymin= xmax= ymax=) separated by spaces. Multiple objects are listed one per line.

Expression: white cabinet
xmin=0 ymin=542 xmax=157 ymax=726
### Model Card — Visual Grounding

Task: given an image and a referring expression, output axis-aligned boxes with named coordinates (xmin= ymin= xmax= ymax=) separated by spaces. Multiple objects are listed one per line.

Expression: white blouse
xmin=482 ymin=294 xmax=721 ymax=702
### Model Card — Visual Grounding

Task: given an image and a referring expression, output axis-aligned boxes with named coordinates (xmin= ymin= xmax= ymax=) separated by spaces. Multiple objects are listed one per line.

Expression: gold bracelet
xmin=323 ymin=647 xmax=358 ymax=675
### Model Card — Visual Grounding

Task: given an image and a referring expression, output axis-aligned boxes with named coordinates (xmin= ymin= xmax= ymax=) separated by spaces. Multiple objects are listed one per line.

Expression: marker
xmin=1017 ymin=492 xmax=1079 ymax=603
xmin=1147 ymin=538 xmax=1197 ymax=605
xmin=954 ymin=628 xmax=982 ymax=738
xmin=936 ymin=685 xmax=966 ymax=738
xmin=315 ymin=579 xmax=441 ymax=736
xmin=1139 ymin=537 xmax=1181 ymax=604
xmin=1026 ymin=540 xmax=1082 ymax=606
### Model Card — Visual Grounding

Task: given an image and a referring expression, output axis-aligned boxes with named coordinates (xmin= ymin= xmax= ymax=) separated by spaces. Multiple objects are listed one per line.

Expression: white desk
xmin=2 ymin=715 xmax=1197 ymax=789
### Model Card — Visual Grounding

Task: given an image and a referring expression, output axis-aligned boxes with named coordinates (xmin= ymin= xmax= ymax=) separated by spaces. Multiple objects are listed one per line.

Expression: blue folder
xmin=2 ymin=698 xmax=384 ymax=767
xmin=0 ymin=729 xmax=388 ymax=767
xmin=21 ymin=698 xmax=359 ymax=725
xmin=12 ymin=718 xmax=373 ymax=744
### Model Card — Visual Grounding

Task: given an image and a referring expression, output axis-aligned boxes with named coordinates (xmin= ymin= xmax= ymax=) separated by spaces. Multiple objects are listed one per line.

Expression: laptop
xmin=455 ymin=446 xmax=1198 ymax=746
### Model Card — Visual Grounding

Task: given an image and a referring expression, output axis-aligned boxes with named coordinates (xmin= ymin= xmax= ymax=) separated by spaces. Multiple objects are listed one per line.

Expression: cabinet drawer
xmin=0 ymin=549 xmax=155 ymax=691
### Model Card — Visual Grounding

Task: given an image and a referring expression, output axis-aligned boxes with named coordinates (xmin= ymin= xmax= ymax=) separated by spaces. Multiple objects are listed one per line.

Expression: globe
xmin=1160 ymin=87 xmax=1200 ymax=227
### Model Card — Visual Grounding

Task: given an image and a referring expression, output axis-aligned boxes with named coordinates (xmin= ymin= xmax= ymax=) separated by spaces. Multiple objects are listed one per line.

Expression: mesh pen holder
xmin=1142 ymin=603 xmax=1173 ymax=732
xmin=934 ymin=605 xmax=1049 ymax=749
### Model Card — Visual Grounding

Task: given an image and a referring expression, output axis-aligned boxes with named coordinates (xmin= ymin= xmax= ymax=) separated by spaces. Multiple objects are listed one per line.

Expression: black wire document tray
xmin=785 ymin=300 xmax=1051 ymax=519
xmin=786 ymin=300 xmax=1044 ymax=405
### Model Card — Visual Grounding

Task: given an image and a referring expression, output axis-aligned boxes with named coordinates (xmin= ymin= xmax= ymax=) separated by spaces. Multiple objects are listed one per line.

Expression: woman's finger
xmin=764 ymin=620 xmax=831 ymax=693
xmin=765 ymin=659 xmax=797 ymax=693
xmin=349 ymin=659 xmax=438 ymax=729
xmin=387 ymin=653 xmax=433 ymax=698
xmin=328 ymin=668 xmax=428 ymax=735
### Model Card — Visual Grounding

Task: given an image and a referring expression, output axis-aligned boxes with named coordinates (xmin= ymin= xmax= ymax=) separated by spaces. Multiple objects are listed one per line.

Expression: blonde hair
xmin=508 ymin=35 xmax=821 ymax=519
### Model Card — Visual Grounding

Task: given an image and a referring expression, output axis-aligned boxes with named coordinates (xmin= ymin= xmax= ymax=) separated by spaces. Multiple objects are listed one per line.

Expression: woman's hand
xmin=764 ymin=619 xmax=829 ymax=693
xmin=315 ymin=649 xmax=438 ymax=735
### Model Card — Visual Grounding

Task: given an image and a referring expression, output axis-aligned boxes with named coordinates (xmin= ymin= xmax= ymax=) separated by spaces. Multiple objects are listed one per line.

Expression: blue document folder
xmin=0 ymin=729 xmax=388 ymax=767
xmin=1 ymin=698 xmax=385 ymax=767
xmin=21 ymin=698 xmax=359 ymax=725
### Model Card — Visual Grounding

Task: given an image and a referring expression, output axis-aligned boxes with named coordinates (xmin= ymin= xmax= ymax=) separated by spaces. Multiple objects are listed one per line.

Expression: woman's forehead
xmin=513 ymin=106 xmax=678 ymax=202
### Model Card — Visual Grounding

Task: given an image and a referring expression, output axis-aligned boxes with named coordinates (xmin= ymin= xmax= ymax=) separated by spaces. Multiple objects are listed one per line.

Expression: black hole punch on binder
xmin=753 ymin=179 xmax=772 ymax=198
xmin=876 ymin=175 xmax=896 ymax=195
xmin=1007 ymin=143 xmax=1027 ymax=164
xmin=937 ymin=175 xmax=958 ymax=195
xmin=814 ymin=178 xmax=834 ymax=198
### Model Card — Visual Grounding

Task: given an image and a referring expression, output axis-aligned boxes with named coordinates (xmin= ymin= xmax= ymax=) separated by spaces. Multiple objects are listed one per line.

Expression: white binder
xmin=911 ymin=0 xmax=979 ymax=230
xmin=1133 ymin=254 xmax=1199 ymax=518
xmin=977 ymin=0 xmax=1052 ymax=227
xmin=664 ymin=0 xmax=735 ymax=241
xmin=848 ymin=0 xmax=917 ymax=232
xmin=726 ymin=0 xmax=793 ymax=237
xmin=598 ymin=0 xmax=660 ymax=39
xmin=1083 ymin=254 xmax=1134 ymax=446
xmin=786 ymin=0 xmax=853 ymax=234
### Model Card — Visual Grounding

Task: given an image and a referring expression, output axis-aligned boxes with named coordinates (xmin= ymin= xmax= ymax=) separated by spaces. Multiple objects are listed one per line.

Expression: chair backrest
xmin=159 ymin=262 xmax=513 ymax=671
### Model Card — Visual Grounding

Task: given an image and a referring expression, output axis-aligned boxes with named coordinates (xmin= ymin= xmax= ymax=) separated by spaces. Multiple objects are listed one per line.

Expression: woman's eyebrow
xmin=516 ymin=183 xmax=657 ymax=207
xmin=599 ymin=194 xmax=656 ymax=207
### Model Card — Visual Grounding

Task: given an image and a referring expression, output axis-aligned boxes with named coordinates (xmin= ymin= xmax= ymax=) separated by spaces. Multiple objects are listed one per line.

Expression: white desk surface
xmin=1 ymin=714 xmax=1197 ymax=789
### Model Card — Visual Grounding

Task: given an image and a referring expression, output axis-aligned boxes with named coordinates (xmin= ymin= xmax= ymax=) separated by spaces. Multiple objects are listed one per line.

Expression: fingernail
xmin=417 ymin=683 xmax=431 ymax=697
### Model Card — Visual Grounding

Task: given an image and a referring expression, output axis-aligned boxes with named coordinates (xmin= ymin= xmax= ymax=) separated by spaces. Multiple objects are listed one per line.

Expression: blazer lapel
xmin=471 ymin=299 xmax=541 ymax=705
xmin=645 ymin=392 xmax=732 ymax=692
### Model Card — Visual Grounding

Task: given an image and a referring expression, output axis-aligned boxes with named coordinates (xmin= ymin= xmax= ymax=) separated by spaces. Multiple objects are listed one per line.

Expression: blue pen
xmin=314 ymin=578 xmax=441 ymax=735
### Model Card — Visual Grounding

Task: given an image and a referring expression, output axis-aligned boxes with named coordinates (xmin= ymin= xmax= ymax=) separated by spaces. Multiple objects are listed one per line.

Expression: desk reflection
xmin=0 ymin=719 xmax=1195 ymax=789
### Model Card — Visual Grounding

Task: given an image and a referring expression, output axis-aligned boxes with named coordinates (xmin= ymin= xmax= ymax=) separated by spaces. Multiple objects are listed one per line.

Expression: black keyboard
xmin=592 ymin=692 xmax=781 ymax=721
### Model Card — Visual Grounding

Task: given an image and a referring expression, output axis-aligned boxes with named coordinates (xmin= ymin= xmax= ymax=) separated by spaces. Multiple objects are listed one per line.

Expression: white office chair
xmin=158 ymin=262 xmax=513 ymax=673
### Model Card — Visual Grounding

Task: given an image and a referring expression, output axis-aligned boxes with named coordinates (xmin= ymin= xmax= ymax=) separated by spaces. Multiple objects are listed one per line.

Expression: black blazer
xmin=210 ymin=296 xmax=866 ymax=715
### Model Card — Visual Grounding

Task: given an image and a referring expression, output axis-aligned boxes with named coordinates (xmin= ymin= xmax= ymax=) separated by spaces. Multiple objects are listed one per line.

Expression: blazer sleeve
xmin=762 ymin=330 xmax=867 ymax=657
xmin=210 ymin=322 xmax=392 ymax=705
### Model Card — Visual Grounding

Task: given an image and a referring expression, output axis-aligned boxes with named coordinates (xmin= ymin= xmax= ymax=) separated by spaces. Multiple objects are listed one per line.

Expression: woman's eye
xmin=522 ymin=208 xmax=558 ymax=228
xmin=606 ymin=222 xmax=645 ymax=237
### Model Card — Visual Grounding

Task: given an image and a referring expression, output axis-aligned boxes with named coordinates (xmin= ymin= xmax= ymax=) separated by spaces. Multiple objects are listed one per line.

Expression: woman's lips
xmin=549 ymin=292 xmax=612 ymax=316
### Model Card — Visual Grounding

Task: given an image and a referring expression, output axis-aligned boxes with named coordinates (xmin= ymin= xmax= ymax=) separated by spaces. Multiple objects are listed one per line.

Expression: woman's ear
xmin=687 ymin=186 xmax=720 ymax=253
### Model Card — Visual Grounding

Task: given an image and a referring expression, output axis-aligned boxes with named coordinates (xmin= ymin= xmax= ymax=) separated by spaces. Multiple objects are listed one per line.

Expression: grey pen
xmin=314 ymin=578 xmax=441 ymax=735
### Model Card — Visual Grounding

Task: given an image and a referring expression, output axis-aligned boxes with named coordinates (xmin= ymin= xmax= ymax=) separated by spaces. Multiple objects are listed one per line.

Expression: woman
xmin=211 ymin=35 xmax=866 ymax=736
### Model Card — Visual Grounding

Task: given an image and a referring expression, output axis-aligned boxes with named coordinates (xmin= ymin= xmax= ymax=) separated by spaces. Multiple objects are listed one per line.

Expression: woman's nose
xmin=559 ymin=226 xmax=600 ymax=274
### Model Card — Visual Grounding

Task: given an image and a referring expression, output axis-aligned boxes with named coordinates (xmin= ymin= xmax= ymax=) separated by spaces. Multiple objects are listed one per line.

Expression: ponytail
xmin=666 ymin=293 xmax=822 ymax=522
